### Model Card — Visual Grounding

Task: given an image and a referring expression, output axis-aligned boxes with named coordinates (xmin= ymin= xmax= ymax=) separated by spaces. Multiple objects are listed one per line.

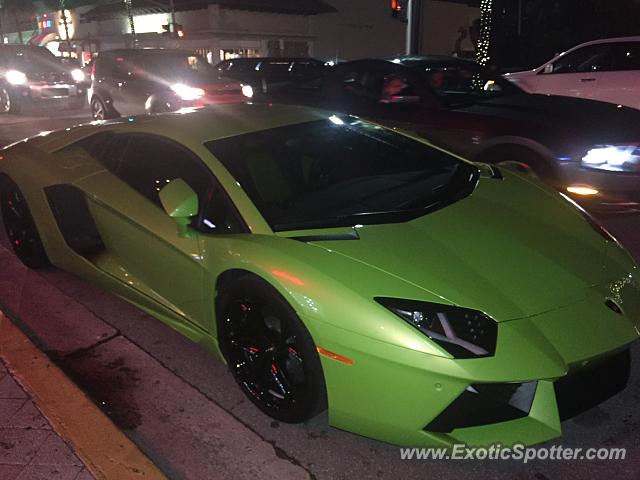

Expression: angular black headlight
xmin=375 ymin=297 xmax=498 ymax=358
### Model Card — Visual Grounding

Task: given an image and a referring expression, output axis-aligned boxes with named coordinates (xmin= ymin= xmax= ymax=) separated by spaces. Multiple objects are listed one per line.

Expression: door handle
xmin=580 ymin=78 xmax=596 ymax=82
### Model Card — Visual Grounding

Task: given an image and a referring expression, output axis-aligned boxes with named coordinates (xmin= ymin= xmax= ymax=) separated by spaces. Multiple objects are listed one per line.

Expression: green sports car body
xmin=0 ymin=104 xmax=638 ymax=447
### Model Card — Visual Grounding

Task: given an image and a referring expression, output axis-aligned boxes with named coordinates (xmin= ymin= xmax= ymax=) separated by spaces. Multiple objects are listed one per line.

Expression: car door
xmin=534 ymin=43 xmax=613 ymax=101
xmin=111 ymin=54 xmax=157 ymax=116
xmin=595 ymin=42 xmax=640 ymax=109
xmin=77 ymin=133 xmax=213 ymax=330
xmin=92 ymin=52 xmax=126 ymax=111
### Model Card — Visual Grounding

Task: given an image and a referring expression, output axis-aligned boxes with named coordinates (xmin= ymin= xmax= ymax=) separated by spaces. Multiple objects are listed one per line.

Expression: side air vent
xmin=45 ymin=185 xmax=105 ymax=257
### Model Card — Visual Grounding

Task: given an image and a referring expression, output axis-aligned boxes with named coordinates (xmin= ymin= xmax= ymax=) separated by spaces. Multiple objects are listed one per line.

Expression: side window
xmin=119 ymin=136 xmax=210 ymax=208
xmin=63 ymin=132 xmax=129 ymax=173
xmin=610 ymin=43 xmax=640 ymax=71
xmin=341 ymin=68 xmax=379 ymax=101
xmin=545 ymin=44 xmax=612 ymax=74
xmin=341 ymin=67 xmax=420 ymax=103
xmin=118 ymin=135 xmax=244 ymax=234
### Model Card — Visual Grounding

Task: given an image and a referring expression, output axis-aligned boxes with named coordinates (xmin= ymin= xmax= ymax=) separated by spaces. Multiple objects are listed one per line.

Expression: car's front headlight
xmin=171 ymin=83 xmax=205 ymax=101
xmin=5 ymin=70 xmax=27 ymax=85
xmin=581 ymin=145 xmax=640 ymax=172
xmin=375 ymin=298 xmax=498 ymax=358
xmin=71 ymin=69 xmax=85 ymax=82
xmin=241 ymin=84 xmax=253 ymax=98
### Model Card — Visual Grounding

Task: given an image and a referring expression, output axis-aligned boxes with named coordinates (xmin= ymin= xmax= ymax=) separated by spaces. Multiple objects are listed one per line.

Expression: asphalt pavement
xmin=0 ymin=109 xmax=639 ymax=480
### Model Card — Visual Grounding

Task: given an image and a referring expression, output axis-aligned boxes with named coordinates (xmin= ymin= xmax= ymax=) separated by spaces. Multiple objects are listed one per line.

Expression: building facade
xmin=2 ymin=1 xmax=480 ymax=65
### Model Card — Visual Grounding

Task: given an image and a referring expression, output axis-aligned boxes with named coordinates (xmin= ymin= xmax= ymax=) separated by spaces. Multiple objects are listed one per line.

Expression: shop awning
xmin=28 ymin=31 xmax=58 ymax=47
xmin=82 ymin=0 xmax=336 ymax=22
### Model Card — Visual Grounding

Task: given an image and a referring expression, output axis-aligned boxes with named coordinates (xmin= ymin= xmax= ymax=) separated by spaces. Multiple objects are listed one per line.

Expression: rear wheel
xmin=217 ymin=275 xmax=327 ymax=423
xmin=0 ymin=180 xmax=50 ymax=269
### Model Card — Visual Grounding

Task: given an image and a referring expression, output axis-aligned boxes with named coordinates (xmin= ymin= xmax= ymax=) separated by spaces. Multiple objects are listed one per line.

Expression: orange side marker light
xmin=317 ymin=347 xmax=354 ymax=365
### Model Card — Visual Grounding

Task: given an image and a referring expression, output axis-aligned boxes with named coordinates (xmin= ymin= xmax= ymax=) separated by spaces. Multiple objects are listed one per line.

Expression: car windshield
xmin=404 ymin=60 xmax=522 ymax=106
xmin=205 ymin=116 xmax=479 ymax=231
xmin=142 ymin=53 xmax=216 ymax=80
xmin=0 ymin=46 xmax=59 ymax=71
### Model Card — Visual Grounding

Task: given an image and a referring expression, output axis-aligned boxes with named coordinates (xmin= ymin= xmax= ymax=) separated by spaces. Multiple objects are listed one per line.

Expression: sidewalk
xmin=0 ymin=358 xmax=95 ymax=480
xmin=0 ymin=312 xmax=167 ymax=480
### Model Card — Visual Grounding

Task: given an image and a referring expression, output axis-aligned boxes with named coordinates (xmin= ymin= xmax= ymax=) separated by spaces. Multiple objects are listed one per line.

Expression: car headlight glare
xmin=581 ymin=145 xmax=640 ymax=172
xmin=6 ymin=70 xmax=27 ymax=85
xmin=241 ymin=84 xmax=253 ymax=98
xmin=71 ymin=69 xmax=85 ymax=82
xmin=171 ymin=83 xmax=205 ymax=101
xmin=376 ymin=298 xmax=498 ymax=358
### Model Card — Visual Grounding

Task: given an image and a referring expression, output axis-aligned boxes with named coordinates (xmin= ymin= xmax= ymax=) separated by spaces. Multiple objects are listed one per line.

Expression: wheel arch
xmin=474 ymin=137 xmax=560 ymax=182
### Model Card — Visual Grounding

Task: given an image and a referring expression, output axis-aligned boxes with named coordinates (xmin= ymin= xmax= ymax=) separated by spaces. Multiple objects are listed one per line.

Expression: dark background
xmin=489 ymin=0 xmax=640 ymax=69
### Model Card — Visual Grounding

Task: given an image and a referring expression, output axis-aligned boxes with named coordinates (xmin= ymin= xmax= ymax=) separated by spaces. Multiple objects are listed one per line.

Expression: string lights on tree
xmin=123 ymin=0 xmax=138 ymax=46
xmin=476 ymin=0 xmax=493 ymax=66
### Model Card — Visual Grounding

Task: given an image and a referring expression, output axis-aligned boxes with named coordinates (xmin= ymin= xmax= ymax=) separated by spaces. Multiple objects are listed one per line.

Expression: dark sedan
xmin=1 ymin=44 xmax=86 ymax=114
xmin=267 ymin=56 xmax=640 ymax=213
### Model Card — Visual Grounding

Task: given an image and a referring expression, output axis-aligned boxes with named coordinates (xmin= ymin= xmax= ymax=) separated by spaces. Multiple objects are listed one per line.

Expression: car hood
xmin=456 ymin=93 xmax=640 ymax=142
xmin=304 ymin=173 xmax=616 ymax=322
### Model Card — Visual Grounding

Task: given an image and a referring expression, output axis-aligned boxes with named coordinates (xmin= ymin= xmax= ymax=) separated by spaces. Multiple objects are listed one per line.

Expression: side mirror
xmin=159 ymin=178 xmax=198 ymax=237
xmin=543 ymin=63 xmax=554 ymax=74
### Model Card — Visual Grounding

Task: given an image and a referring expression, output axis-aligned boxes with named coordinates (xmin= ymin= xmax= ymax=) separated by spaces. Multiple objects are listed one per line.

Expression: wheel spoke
xmin=222 ymin=296 xmax=308 ymax=414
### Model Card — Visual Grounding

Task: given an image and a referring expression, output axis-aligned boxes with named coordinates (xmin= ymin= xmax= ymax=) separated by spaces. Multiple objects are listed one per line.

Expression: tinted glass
xmin=119 ymin=136 xmax=210 ymax=207
xmin=141 ymin=52 xmax=215 ymax=79
xmin=405 ymin=61 xmax=521 ymax=104
xmin=550 ymin=44 xmax=612 ymax=73
xmin=610 ymin=43 xmax=640 ymax=71
xmin=206 ymin=117 xmax=478 ymax=231
xmin=0 ymin=45 xmax=59 ymax=72
xmin=66 ymin=132 xmax=129 ymax=172
xmin=118 ymin=135 xmax=243 ymax=234
xmin=341 ymin=67 xmax=422 ymax=102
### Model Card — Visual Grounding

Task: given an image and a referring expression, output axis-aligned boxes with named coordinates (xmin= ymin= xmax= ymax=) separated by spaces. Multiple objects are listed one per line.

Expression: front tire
xmin=217 ymin=275 xmax=327 ymax=423
xmin=0 ymin=86 xmax=21 ymax=114
xmin=90 ymin=96 xmax=116 ymax=120
xmin=0 ymin=179 xmax=50 ymax=269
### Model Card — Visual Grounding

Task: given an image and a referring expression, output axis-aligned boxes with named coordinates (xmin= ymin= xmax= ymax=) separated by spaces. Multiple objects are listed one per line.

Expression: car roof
xmin=25 ymin=103 xmax=332 ymax=153
xmin=572 ymin=35 xmax=640 ymax=47
xmin=98 ymin=48 xmax=199 ymax=57
xmin=221 ymin=57 xmax=320 ymax=63
xmin=339 ymin=56 xmax=478 ymax=71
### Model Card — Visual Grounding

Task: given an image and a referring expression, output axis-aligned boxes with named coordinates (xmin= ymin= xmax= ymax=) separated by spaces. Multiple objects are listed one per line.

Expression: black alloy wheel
xmin=217 ymin=275 xmax=327 ymax=423
xmin=0 ymin=180 xmax=50 ymax=269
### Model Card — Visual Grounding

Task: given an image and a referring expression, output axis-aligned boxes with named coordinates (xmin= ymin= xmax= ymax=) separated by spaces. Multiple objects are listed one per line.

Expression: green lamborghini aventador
xmin=0 ymin=104 xmax=638 ymax=447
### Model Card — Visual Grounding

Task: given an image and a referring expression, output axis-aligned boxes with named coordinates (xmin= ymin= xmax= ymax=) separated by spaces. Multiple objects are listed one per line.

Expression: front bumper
xmin=15 ymin=83 xmax=84 ymax=102
xmin=556 ymin=162 xmax=640 ymax=213
xmin=315 ymin=279 xmax=640 ymax=447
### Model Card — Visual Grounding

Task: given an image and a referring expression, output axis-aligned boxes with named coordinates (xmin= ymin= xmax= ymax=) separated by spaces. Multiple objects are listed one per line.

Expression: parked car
xmin=89 ymin=49 xmax=249 ymax=120
xmin=215 ymin=57 xmax=324 ymax=95
xmin=1 ymin=104 xmax=638 ymax=447
xmin=0 ymin=44 xmax=87 ymax=114
xmin=266 ymin=56 xmax=640 ymax=213
xmin=504 ymin=36 xmax=640 ymax=110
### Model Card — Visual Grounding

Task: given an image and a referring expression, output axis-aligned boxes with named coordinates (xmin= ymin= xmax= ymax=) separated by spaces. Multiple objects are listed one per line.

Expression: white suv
xmin=504 ymin=36 xmax=640 ymax=109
